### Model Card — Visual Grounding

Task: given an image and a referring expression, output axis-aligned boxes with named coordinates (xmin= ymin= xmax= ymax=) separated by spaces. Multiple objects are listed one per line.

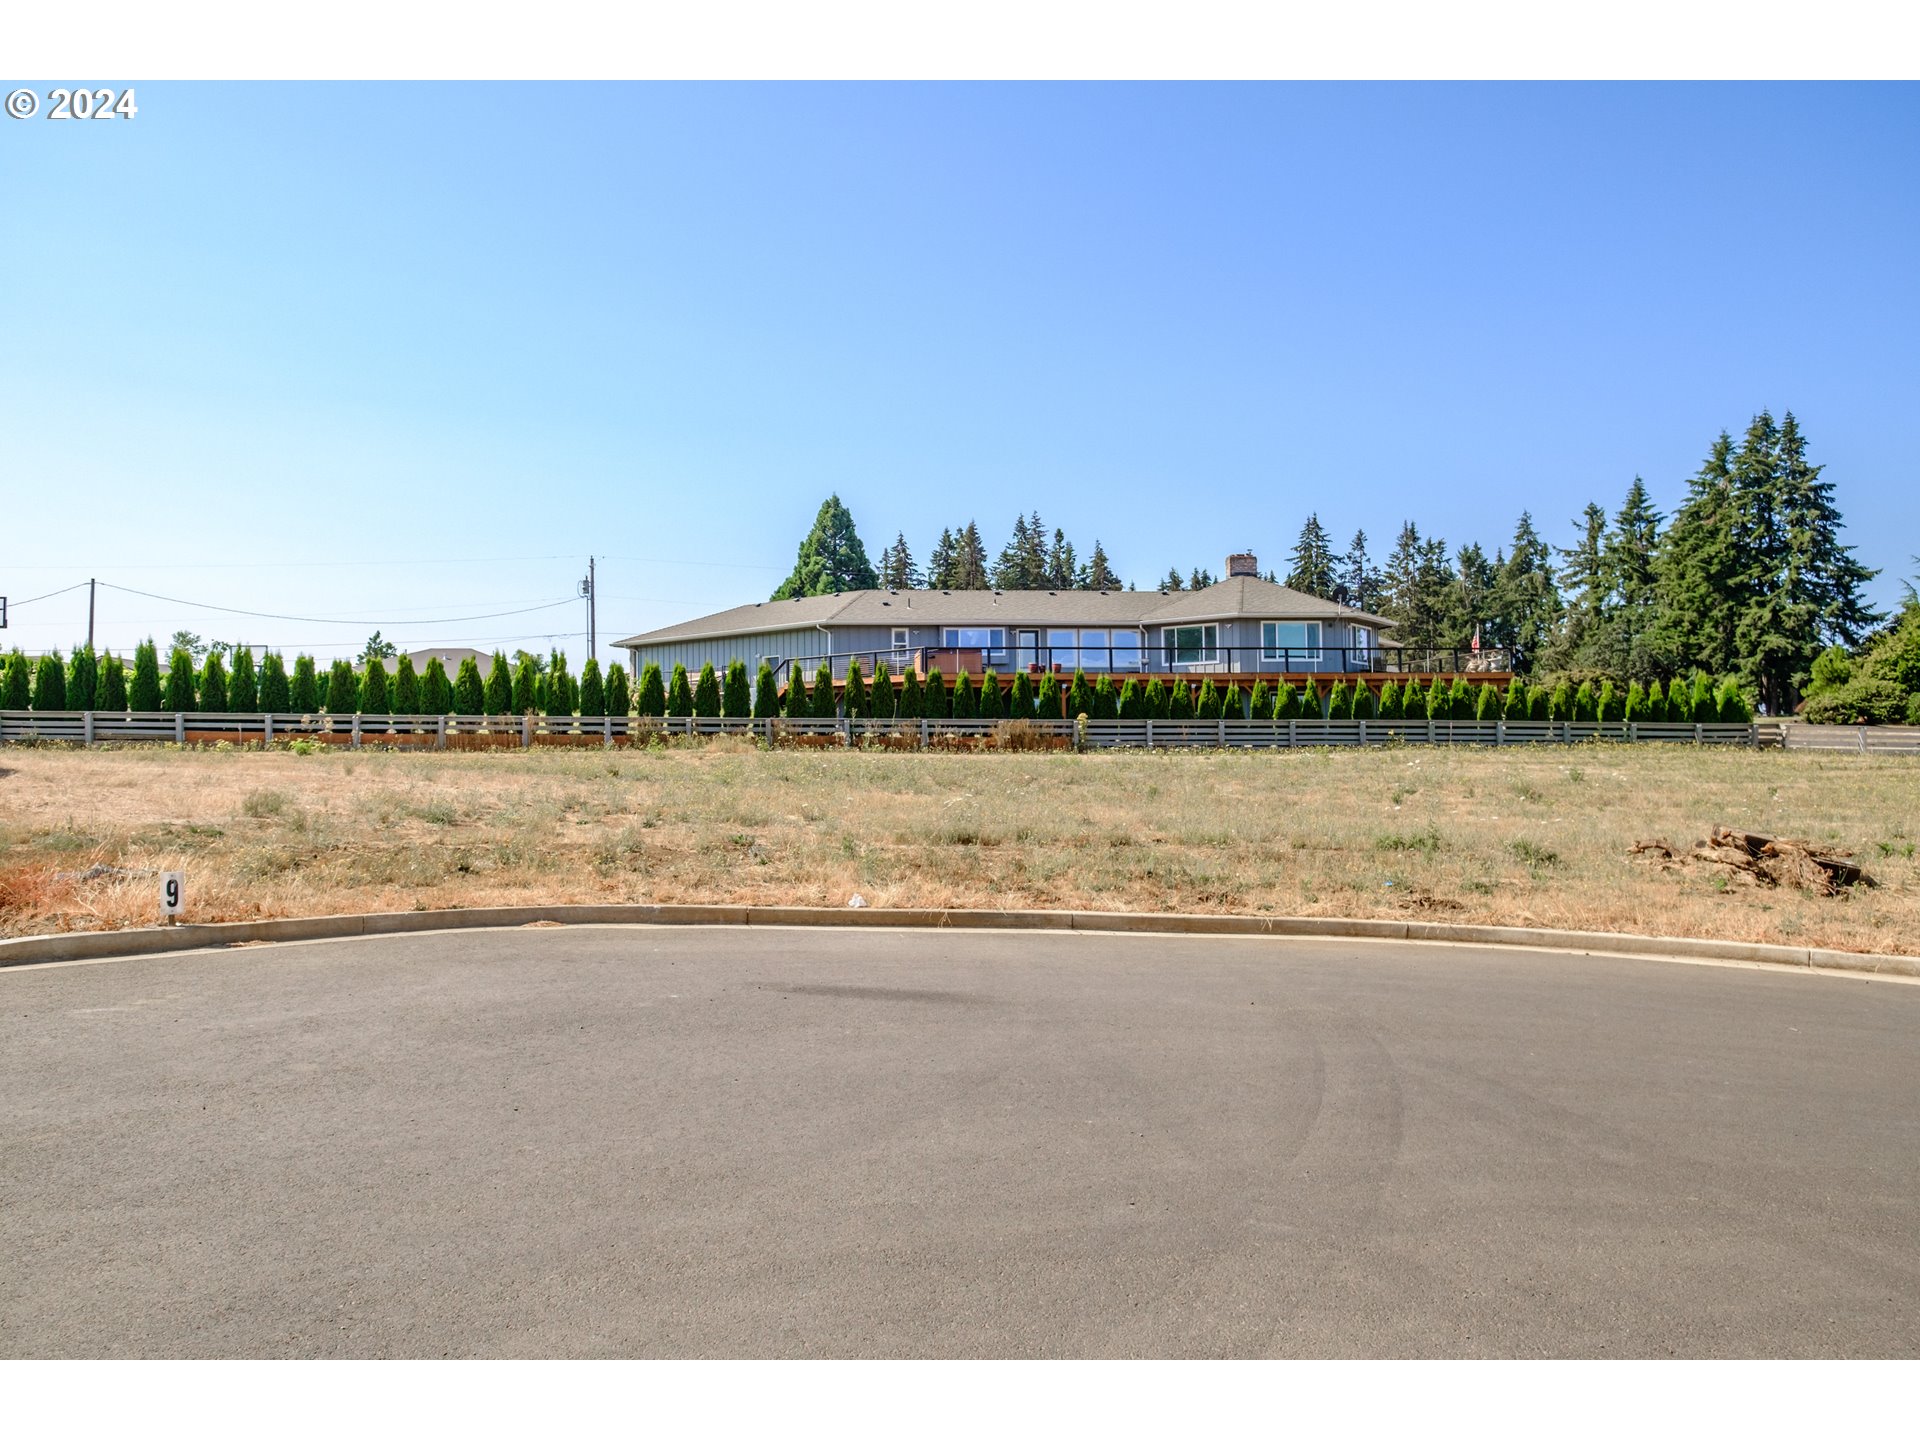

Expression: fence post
xmin=83 ymin=711 xmax=95 ymax=746
xmin=1694 ymin=723 xmax=1703 ymax=745
xmin=522 ymin=713 xmax=533 ymax=748
xmin=1217 ymin=717 xmax=1226 ymax=748
xmin=1145 ymin=719 xmax=1154 ymax=749
xmin=351 ymin=714 xmax=362 ymax=749
xmin=264 ymin=713 xmax=274 ymax=747
xmin=435 ymin=715 xmax=446 ymax=750
xmin=175 ymin=713 xmax=185 ymax=744
xmin=603 ymin=714 xmax=613 ymax=749
xmin=1287 ymin=718 xmax=1297 ymax=748
xmin=1496 ymin=720 xmax=1504 ymax=747
xmin=1628 ymin=721 xmax=1637 ymax=744
xmin=1358 ymin=718 xmax=1367 ymax=747
xmin=919 ymin=717 xmax=929 ymax=750
xmin=1859 ymin=726 xmax=1868 ymax=755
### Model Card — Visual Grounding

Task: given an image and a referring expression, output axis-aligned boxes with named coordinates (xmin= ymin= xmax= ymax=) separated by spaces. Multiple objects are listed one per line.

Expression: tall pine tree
xmin=771 ymin=495 xmax=879 ymax=598
xmin=1286 ymin=514 xmax=1337 ymax=598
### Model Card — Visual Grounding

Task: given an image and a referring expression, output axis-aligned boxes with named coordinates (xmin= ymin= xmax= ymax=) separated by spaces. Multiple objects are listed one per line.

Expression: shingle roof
xmin=616 ymin=578 xmax=1393 ymax=648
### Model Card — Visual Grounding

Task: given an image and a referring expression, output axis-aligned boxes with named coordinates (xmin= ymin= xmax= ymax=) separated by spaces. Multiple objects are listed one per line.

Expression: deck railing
xmin=0 ymin=710 xmax=1778 ymax=750
xmin=761 ymin=644 xmax=1513 ymax=684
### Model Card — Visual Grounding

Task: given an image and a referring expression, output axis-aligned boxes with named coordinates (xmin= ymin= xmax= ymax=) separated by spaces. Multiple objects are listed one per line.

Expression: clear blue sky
xmin=3 ymin=82 xmax=1915 ymax=667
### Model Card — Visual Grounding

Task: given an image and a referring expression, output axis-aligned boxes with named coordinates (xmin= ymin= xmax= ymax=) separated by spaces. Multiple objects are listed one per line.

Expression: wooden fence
xmin=0 ymin=710 xmax=1785 ymax=751
xmin=1778 ymin=723 xmax=1920 ymax=755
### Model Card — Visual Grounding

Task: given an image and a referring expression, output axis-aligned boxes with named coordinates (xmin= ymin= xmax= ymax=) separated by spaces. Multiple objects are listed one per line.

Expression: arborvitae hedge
xmin=1622 ymin=681 xmax=1646 ymax=722
xmin=1572 ymin=680 xmax=1597 ymax=722
xmin=1374 ymin=680 xmax=1400 ymax=721
xmin=783 ymin=667 xmax=809 ymax=718
xmin=1007 ymin=671 xmax=1033 ymax=717
xmin=842 ymin=660 xmax=868 ymax=718
xmin=549 ymin=653 xmax=576 ymax=716
xmin=532 ymin=673 xmax=551 ymax=714
xmin=485 ymin=654 xmax=512 ymax=716
xmin=1116 ymin=677 xmax=1143 ymax=719
xmin=165 ymin=649 xmax=198 ymax=711
xmin=1033 ymin=672 xmax=1060 ymax=720
xmin=1447 ymin=678 xmax=1471 ymax=720
xmin=1353 ymin=684 xmax=1377 ymax=720
xmin=1093 ymin=674 xmax=1118 ymax=720
xmin=33 ymin=651 xmax=67 ymax=710
xmin=667 ymin=664 xmax=694 ymax=717
xmin=198 ymin=653 xmax=229 ymax=713
xmin=2 ymin=651 xmax=29 ymax=710
xmin=1642 ymin=679 xmax=1665 ymax=722
xmin=259 ymin=653 xmax=290 ymax=712
xmin=573 ymin=657 xmax=602 ymax=717
xmin=1195 ymin=678 xmax=1221 ymax=720
xmin=1528 ymin=684 xmax=1549 ymax=721
xmin=979 ymin=670 xmax=1006 ymax=720
xmin=98 ymin=653 xmax=128 ymax=711
xmin=752 ymin=662 xmax=778 ymax=718
xmin=1689 ymin=672 xmax=1714 ymax=721
xmin=1667 ymin=676 xmax=1693 ymax=723
xmin=951 ymin=671 xmax=976 ymax=719
xmin=606 ymin=663 xmax=631 ymax=718
xmin=452 ymin=658 xmax=483 ymax=715
xmin=1499 ymin=681 xmax=1526 ymax=721
xmin=691 ymin=662 xmax=720 ymax=717
xmin=923 ymin=667 xmax=950 ymax=719
xmin=1067 ymin=669 xmax=1094 ymax=719
xmin=390 ymin=654 xmax=418 ymax=714
xmin=898 ymin=668 xmax=923 ymax=720
xmin=719 ymin=660 xmax=748 ymax=718
xmin=811 ymin=664 xmax=837 ymax=719
xmin=635 ymin=662 xmax=666 ymax=717
xmin=130 ymin=640 xmax=162 ymax=711
xmin=1248 ymin=680 xmax=1271 ymax=720
xmin=1324 ymin=680 xmax=1350 ymax=721
xmin=1300 ymin=678 xmax=1322 ymax=720
xmin=228 ymin=647 xmax=258 ymax=712
xmin=1548 ymin=680 xmax=1572 ymax=722
xmin=289 ymin=654 xmax=318 ymax=713
xmin=67 ymin=646 xmax=98 ymax=710
xmin=1474 ymin=683 xmax=1499 ymax=721
xmin=356 ymin=658 xmax=388 ymax=716
xmin=1168 ymin=679 xmax=1194 ymax=720
xmin=1598 ymin=680 xmax=1621 ymax=721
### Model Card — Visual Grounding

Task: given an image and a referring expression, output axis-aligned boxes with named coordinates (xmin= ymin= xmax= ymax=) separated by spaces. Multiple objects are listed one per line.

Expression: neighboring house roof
xmin=616 ymin=578 xmax=1393 ymax=648
xmin=363 ymin=646 xmax=493 ymax=674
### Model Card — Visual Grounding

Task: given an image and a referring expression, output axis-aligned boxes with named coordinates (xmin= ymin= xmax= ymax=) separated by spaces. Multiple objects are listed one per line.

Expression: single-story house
xmin=616 ymin=554 xmax=1470 ymax=687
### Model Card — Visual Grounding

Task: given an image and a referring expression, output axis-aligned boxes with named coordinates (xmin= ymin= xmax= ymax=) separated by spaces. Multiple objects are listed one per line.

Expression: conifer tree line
xmin=771 ymin=412 xmax=1878 ymax=713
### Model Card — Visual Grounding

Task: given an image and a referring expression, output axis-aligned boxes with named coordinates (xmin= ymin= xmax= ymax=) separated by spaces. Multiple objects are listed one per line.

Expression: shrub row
xmin=1 ymin=644 xmax=1759 ymax=727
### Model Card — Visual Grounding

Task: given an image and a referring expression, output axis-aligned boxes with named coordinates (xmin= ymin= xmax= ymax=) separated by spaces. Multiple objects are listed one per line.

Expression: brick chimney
xmin=1226 ymin=552 xmax=1259 ymax=578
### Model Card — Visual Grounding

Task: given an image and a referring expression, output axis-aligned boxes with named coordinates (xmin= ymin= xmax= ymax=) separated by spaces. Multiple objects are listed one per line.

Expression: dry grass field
xmin=3 ymin=739 xmax=1917 ymax=954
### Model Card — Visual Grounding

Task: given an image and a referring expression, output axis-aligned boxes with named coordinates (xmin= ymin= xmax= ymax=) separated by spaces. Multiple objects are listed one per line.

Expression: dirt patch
xmin=1632 ymin=827 xmax=1874 ymax=896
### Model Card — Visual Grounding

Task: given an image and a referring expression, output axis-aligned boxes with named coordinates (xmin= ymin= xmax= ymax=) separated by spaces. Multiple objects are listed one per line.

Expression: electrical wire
xmin=6 ymin=581 xmax=90 ymax=608
xmin=97 ymin=583 xmax=579 ymax=627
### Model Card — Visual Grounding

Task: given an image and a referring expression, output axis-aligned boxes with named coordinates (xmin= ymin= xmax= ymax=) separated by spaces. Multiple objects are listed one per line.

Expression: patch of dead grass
xmin=0 ymin=742 xmax=1916 ymax=954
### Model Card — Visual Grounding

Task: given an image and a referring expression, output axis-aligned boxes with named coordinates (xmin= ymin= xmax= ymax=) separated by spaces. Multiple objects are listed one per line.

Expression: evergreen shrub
xmin=131 ymin=640 xmax=163 ymax=711
xmin=667 ymin=664 xmax=695 ymax=717
xmin=259 ymin=653 xmax=291 ymax=712
xmin=1248 ymin=680 xmax=1270 ymax=720
xmin=1034 ymin=672 xmax=1060 ymax=719
xmin=486 ymin=654 xmax=512 ymax=716
xmin=355 ymin=658 xmax=386 ymax=716
xmin=390 ymin=655 xmax=418 ymax=714
xmin=166 ymin=650 xmax=199 ymax=711
xmin=2 ymin=650 xmax=30 ymax=710
xmin=951 ymin=671 xmax=976 ymax=719
xmin=1324 ymin=680 xmax=1350 ymax=721
xmin=1142 ymin=678 xmax=1168 ymax=719
xmin=635 ymin=663 xmax=667 ymax=717
xmin=580 ymin=658 xmax=607 ymax=717
xmin=752 ymin=662 xmax=778 ymax=718
xmin=1168 ymin=679 xmax=1193 ymax=720
xmin=922 ymin=667 xmax=949 ymax=719
xmin=606 ymin=663 xmax=631 ymax=718
xmin=68 ymin=647 xmax=98 ymax=710
xmin=811 ymin=664 xmax=836 ymax=718
xmin=1117 ymin=677 xmax=1143 ymax=720
xmin=99 ymin=653 xmax=128 ymax=711
xmin=693 ymin=662 xmax=721 ymax=718
xmin=1274 ymin=683 xmax=1299 ymax=721
xmin=899 ymin=668 xmax=924 ymax=720
xmin=979 ymin=670 xmax=1005 ymax=720
xmin=840 ymin=660 xmax=866 ymax=718
xmin=1375 ymin=680 xmax=1400 ymax=721
xmin=1007 ymin=671 xmax=1033 ymax=717
xmin=289 ymin=654 xmax=318 ymax=713
xmin=33 ymin=651 xmax=67 ymax=710
xmin=200 ymin=653 xmax=231 ymax=713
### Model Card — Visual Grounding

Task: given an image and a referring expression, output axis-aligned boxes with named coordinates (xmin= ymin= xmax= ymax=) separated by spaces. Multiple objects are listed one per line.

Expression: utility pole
xmin=579 ymin=558 xmax=596 ymax=662
xmin=88 ymin=578 xmax=96 ymax=652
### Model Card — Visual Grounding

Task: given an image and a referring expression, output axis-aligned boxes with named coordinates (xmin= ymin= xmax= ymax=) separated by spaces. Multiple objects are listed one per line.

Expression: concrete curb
xmin=2 ymin=903 xmax=1916 ymax=980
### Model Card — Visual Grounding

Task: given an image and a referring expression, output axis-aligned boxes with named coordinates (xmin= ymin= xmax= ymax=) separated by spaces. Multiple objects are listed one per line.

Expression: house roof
xmin=615 ymin=578 xmax=1393 ymax=648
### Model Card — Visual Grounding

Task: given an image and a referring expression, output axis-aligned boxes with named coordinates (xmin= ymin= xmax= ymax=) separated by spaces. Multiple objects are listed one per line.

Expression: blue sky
xmin=3 ymin=82 xmax=1915 ymax=667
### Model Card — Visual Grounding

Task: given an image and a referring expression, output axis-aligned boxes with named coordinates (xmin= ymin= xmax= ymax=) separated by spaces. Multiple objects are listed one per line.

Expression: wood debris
xmin=1630 ymin=826 xmax=1874 ymax=895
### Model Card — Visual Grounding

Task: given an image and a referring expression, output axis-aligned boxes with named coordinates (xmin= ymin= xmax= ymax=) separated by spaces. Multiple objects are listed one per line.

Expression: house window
xmin=1163 ymin=624 xmax=1219 ymax=666
xmin=1079 ymin=630 xmax=1108 ymax=670
xmin=1110 ymin=630 xmax=1143 ymax=670
xmin=942 ymin=627 xmax=1007 ymax=664
xmin=892 ymin=628 xmax=910 ymax=666
xmin=1046 ymin=629 xmax=1077 ymax=671
xmin=1261 ymin=621 xmax=1322 ymax=662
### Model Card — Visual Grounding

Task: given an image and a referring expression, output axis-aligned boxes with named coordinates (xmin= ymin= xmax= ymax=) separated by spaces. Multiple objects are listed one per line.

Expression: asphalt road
xmin=3 ymin=926 xmax=1916 ymax=1358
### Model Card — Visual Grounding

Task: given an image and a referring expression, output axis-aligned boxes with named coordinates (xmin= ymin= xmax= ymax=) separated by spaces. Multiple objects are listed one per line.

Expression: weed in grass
xmin=1876 ymin=840 xmax=1916 ymax=859
xmin=1508 ymin=838 xmax=1559 ymax=867
xmin=1512 ymin=782 xmax=1543 ymax=803
xmin=1376 ymin=829 xmax=1443 ymax=854
xmin=241 ymin=789 xmax=289 ymax=819
xmin=1390 ymin=786 xmax=1418 ymax=806
xmin=1566 ymin=767 xmax=1585 ymax=783
xmin=413 ymin=800 xmax=458 ymax=826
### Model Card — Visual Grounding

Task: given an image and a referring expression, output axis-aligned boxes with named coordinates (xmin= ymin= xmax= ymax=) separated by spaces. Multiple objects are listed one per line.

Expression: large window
xmin=1261 ymin=621 xmax=1322 ymax=662
xmin=1110 ymin=630 xmax=1143 ymax=670
xmin=942 ymin=627 xmax=1007 ymax=664
xmin=1046 ymin=628 xmax=1077 ymax=671
xmin=1163 ymin=624 xmax=1220 ymax=666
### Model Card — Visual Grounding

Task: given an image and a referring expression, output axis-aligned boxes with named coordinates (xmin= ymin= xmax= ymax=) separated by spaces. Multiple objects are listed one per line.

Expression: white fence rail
xmin=1779 ymin=724 xmax=1920 ymax=755
xmin=0 ymin=710 xmax=1785 ymax=751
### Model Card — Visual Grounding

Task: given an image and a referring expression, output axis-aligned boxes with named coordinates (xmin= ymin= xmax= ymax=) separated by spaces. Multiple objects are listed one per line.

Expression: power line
xmin=7 ymin=581 xmax=90 ymax=608
xmin=97 ymin=583 xmax=580 ymax=627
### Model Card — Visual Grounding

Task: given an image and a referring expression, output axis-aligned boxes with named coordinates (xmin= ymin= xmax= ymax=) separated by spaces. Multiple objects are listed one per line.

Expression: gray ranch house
xmin=613 ymin=554 xmax=1495 ymax=692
